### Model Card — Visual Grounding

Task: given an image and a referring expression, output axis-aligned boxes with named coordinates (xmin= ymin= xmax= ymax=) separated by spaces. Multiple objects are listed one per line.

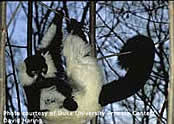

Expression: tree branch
xmin=0 ymin=2 xmax=6 ymax=124
xmin=27 ymin=1 xmax=33 ymax=57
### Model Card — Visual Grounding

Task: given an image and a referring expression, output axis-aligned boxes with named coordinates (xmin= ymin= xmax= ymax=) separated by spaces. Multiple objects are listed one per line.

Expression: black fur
xmin=24 ymin=54 xmax=48 ymax=78
xmin=99 ymin=35 xmax=155 ymax=106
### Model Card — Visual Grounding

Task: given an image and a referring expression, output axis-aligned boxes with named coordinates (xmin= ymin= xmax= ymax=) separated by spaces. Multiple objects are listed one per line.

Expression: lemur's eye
xmin=42 ymin=67 xmax=47 ymax=74
xmin=27 ymin=70 xmax=37 ymax=77
xmin=31 ymin=70 xmax=36 ymax=75
xmin=42 ymin=68 xmax=46 ymax=72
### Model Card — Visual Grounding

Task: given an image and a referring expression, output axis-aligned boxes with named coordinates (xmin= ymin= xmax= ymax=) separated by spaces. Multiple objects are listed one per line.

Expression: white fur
xmin=18 ymin=62 xmax=37 ymax=86
xmin=18 ymin=21 xmax=104 ymax=124
xmin=41 ymin=35 xmax=104 ymax=124
xmin=43 ymin=52 xmax=57 ymax=78
xmin=39 ymin=24 xmax=57 ymax=49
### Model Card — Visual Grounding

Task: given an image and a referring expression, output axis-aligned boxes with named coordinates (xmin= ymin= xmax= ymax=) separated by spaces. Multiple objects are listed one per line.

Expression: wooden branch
xmin=97 ymin=51 xmax=132 ymax=61
xmin=0 ymin=2 xmax=6 ymax=124
xmin=7 ymin=35 xmax=22 ymax=124
xmin=168 ymin=1 xmax=174 ymax=124
xmin=90 ymin=1 xmax=96 ymax=57
xmin=39 ymin=2 xmax=70 ymax=22
xmin=90 ymin=2 xmax=97 ymax=124
xmin=81 ymin=2 xmax=90 ymax=24
xmin=7 ymin=2 xmax=21 ymax=28
xmin=27 ymin=1 xmax=33 ymax=56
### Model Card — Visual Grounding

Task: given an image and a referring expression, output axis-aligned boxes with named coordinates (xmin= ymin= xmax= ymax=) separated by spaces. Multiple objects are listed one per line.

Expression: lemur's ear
xmin=99 ymin=35 xmax=155 ymax=106
xmin=66 ymin=18 xmax=88 ymax=43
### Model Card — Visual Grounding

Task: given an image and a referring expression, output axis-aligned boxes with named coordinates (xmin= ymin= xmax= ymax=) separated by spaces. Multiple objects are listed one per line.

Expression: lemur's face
xmin=24 ymin=54 xmax=48 ymax=80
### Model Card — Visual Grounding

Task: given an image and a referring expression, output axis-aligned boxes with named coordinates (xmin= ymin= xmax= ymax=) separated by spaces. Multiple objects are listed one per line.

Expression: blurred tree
xmin=5 ymin=1 xmax=169 ymax=124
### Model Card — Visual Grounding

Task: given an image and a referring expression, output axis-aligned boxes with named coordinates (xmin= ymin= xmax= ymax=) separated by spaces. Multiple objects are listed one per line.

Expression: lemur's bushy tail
xmin=99 ymin=35 xmax=155 ymax=106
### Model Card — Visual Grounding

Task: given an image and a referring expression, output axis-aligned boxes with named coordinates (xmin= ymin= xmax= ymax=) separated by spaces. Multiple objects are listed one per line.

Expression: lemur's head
xmin=24 ymin=54 xmax=48 ymax=80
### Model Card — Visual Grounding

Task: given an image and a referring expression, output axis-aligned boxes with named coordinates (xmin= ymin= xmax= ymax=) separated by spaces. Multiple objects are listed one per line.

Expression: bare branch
xmin=7 ymin=2 xmax=21 ymax=28
xmin=0 ymin=2 xmax=6 ymax=124
xmin=168 ymin=1 xmax=174 ymax=124
xmin=90 ymin=1 xmax=96 ymax=57
xmin=27 ymin=1 xmax=33 ymax=56
xmin=98 ymin=51 xmax=132 ymax=61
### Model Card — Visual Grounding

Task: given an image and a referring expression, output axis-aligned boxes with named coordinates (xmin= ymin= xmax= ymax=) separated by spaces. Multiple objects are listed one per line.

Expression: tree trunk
xmin=0 ymin=1 xmax=6 ymax=124
xmin=168 ymin=1 xmax=174 ymax=124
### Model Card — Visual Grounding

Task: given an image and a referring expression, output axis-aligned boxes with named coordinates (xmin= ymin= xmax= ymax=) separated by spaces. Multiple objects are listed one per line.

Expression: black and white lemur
xmin=18 ymin=14 xmax=155 ymax=124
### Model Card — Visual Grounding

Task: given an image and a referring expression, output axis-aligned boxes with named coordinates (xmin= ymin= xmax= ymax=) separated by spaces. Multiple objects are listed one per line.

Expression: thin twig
xmin=157 ymin=99 xmax=167 ymax=124
xmin=5 ymin=44 xmax=27 ymax=48
xmin=98 ymin=51 xmax=132 ymax=61
xmin=27 ymin=1 xmax=33 ymax=57
xmin=7 ymin=33 xmax=22 ymax=124
xmin=7 ymin=2 xmax=21 ymax=28
xmin=20 ymin=2 xmax=27 ymax=17
xmin=38 ymin=2 xmax=70 ymax=22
